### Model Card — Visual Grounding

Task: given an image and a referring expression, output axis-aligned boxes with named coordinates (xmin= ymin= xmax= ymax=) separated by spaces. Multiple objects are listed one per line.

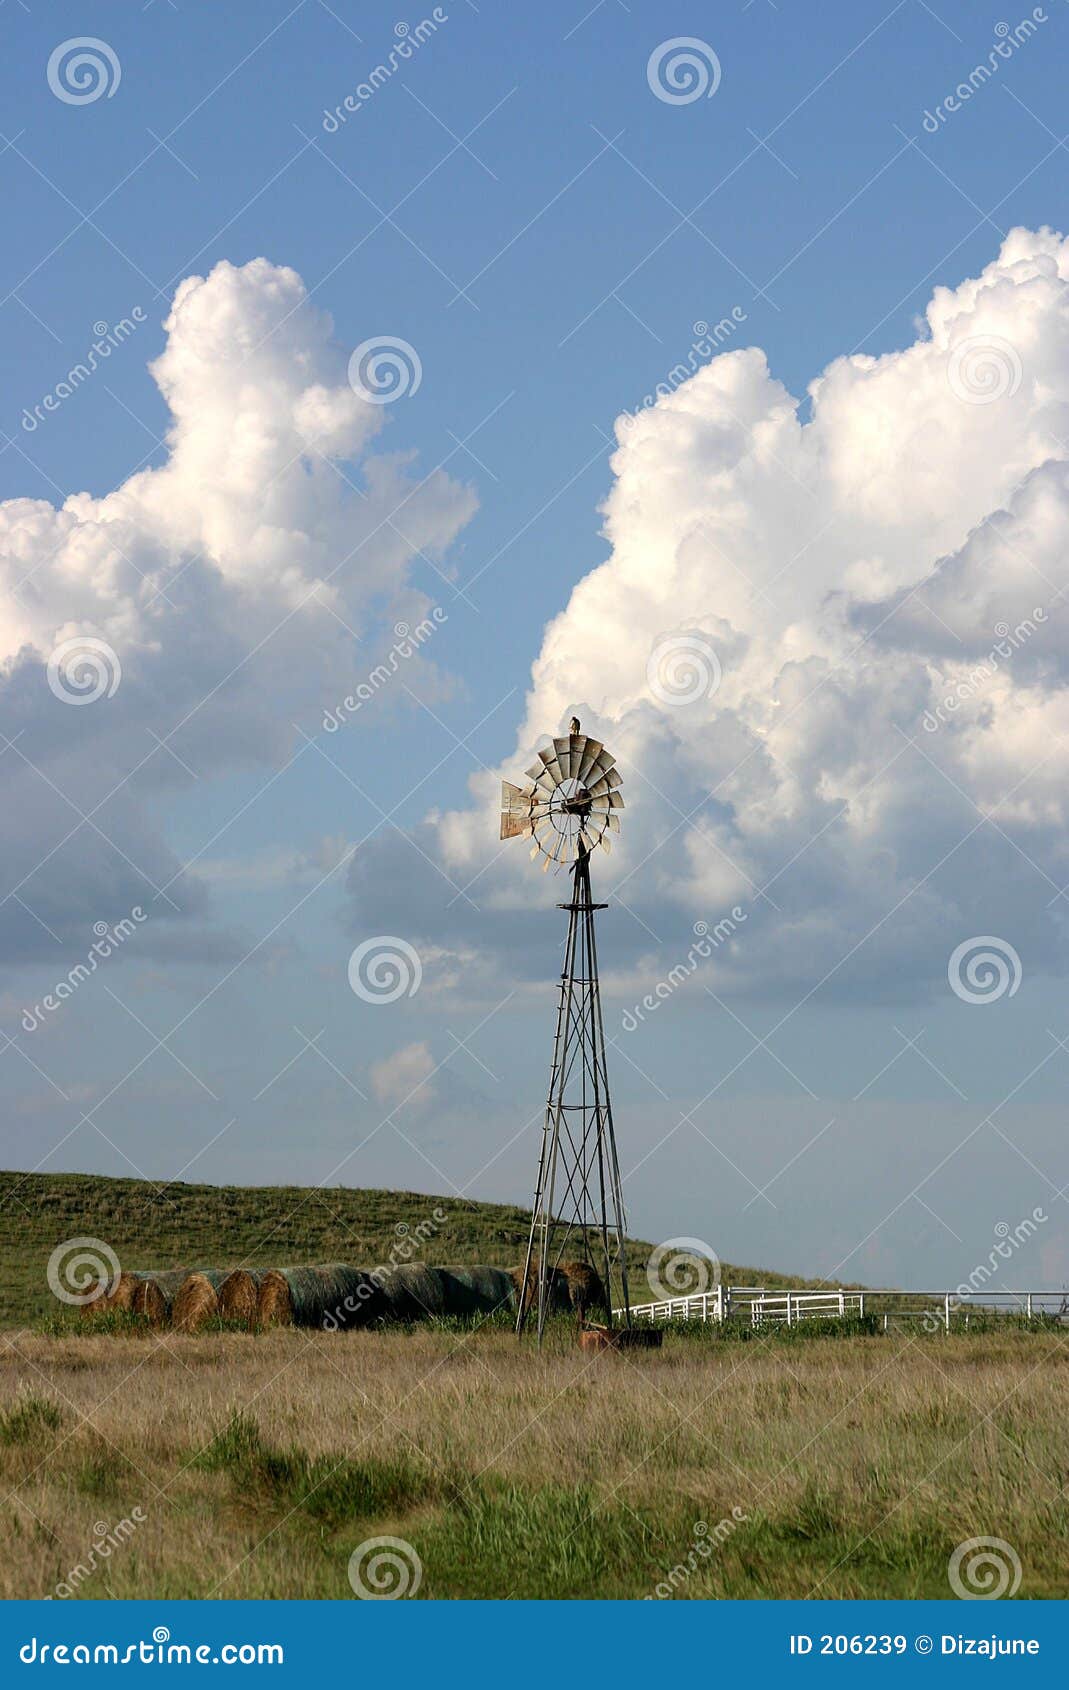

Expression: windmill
xmin=499 ymin=718 xmax=631 ymax=1341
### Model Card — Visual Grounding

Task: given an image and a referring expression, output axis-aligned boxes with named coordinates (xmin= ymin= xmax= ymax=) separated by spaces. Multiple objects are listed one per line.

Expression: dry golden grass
xmin=1 ymin=1323 xmax=1067 ymax=1599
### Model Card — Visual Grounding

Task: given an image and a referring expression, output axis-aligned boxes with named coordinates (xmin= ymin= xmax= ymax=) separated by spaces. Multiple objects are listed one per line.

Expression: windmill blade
xmin=552 ymin=737 xmax=573 ymax=778
xmin=577 ymin=738 xmax=602 ymax=782
xmin=588 ymin=749 xmax=616 ymax=779
xmin=600 ymin=834 xmax=612 ymax=854
xmin=587 ymin=768 xmax=622 ymax=799
xmin=608 ymin=790 xmax=624 ymax=808
xmin=538 ymin=746 xmax=565 ymax=785
xmin=607 ymin=813 xmax=620 ymax=831
xmin=567 ymin=733 xmax=588 ymax=780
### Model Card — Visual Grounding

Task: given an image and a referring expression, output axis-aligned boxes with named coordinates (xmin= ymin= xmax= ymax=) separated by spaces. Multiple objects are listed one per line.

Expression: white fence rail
xmin=615 ymin=1286 xmax=1065 ymax=1331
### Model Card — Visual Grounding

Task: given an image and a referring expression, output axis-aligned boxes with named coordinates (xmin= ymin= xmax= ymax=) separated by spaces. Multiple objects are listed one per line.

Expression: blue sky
xmin=3 ymin=0 xmax=1069 ymax=1293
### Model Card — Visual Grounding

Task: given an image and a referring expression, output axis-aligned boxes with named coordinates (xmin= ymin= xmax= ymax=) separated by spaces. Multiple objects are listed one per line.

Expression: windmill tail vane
xmin=499 ymin=718 xmax=631 ymax=1343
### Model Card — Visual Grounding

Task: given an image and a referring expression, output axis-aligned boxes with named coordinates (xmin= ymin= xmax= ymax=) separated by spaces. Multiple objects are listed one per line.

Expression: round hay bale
xmin=256 ymin=1270 xmax=293 ymax=1327
xmin=509 ymin=1259 xmax=570 ymax=1319
xmin=96 ymin=1270 xmax=140 ymax=1315
xmin=172 ymin=1270 xmax=225 ymax=1333
xmin=561 ymin=1260 xmax=608 ymax=1320
xmin=78 ymin=1278 xmax=100 ymax=1319
xmin=217 ymin=1269 xmax=267 ymax=1327
xmin=130 ymin=1270 xmax=188 ymax=1325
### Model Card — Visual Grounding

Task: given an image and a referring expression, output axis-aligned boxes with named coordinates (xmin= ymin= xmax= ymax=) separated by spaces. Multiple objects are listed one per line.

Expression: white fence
xmin=615 ymin=1286 xmax=1064 ymax=1331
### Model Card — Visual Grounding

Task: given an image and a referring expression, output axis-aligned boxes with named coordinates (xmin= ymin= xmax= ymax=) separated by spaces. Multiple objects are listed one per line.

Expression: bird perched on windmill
xmin=498 ymin=718 xmax=630 ymax=1342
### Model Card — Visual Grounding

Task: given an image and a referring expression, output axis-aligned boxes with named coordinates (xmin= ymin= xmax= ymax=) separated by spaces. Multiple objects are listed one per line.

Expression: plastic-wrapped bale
xmin=255 ymin=1266 xmax=385 ymax=1330
xmin=132 ymin=1270 xmax=189 ymax=1325
xmin=377 ymin=1263 xmax=451 ymax=1320
xmin=560 ymin=1261 xmax=609 ymax=1320
xmin=172 ymin=1270 xmax=227 ymax=1333
xmin=508 ymin=1260 xmax=571 ymax=1319
xmin=439 ymin=1266 xmax=516 ymax=1317
xmin=306 ymin=1265 xmax=386 ymax=1331
xmin=217 ymin=1269 xmax=269 ymax=1327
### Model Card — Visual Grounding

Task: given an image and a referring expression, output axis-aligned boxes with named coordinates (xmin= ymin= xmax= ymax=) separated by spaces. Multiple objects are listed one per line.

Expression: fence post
xmin=839 ymin=1290 xmax=844 ymax=1317
xmin=1027 ymin=1293 xmax=1033 ymax=1320
xmin=944 ymin=1293 xmax=950 ymax=1334
xmin=786 ymin=1293 xmax=793 ymax=1327
xmin=716 ymin=1283 xmax=725 ymax=1323
xmin=859 ymin=1293 xmax=865 ymax=1320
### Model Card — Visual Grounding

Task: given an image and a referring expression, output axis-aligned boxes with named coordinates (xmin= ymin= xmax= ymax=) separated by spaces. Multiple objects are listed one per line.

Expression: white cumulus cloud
xmin=398 ymin=226 xmax=1069 ymax=1002
xmin=0 ymin=258 xmax=475 ymax=964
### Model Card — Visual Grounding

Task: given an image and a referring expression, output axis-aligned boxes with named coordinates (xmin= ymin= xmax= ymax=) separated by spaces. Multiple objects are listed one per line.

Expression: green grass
xmin=3 ymin=1324 xmax=1066 ymax=1598
xmin=0 ymin=1388 xmax=63 ymax=1445
xmin=0 ymin=1167 xmax=806 ymax=1328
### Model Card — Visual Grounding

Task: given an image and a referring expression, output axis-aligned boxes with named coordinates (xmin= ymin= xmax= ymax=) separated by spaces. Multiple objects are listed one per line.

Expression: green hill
xmin=0 ymin=1168 xmax=803 ymax=1326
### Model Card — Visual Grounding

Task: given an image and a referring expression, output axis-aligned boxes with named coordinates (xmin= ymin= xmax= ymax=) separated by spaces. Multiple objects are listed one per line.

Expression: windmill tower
xmin=499 ymin=719 xmax=631 ymax=1341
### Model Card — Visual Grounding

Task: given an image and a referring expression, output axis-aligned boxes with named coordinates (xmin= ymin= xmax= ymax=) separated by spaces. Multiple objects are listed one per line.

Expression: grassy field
xmin=0 ymin=1168 xmax=806 ymax=1328
xmin=2 ymin=1322 xmax=1067 ymax=1599
xmin=1 ymin=1170 xmax=1065 ymax=1601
